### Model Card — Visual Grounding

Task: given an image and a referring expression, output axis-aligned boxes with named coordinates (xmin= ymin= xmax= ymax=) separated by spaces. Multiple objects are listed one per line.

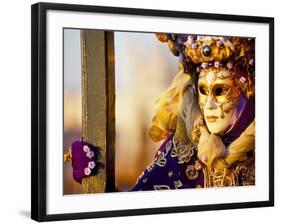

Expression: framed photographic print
xmin=31 ymin=2 xmax=274 ymax=222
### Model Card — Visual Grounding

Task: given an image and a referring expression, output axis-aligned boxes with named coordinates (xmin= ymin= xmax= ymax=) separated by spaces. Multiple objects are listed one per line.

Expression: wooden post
xmin=80 ymin=30 xmax=115 ymax=193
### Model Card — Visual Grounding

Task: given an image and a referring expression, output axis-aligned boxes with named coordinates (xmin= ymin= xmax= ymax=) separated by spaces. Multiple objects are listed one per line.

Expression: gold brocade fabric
xmin=203 ymin=151 xmax=255 ymax=187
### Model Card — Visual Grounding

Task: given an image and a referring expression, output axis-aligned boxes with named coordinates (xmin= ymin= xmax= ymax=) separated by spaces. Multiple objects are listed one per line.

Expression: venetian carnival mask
xmin=153 ymin=33 xmax=255 ymax=140
xmin=198 ymin=68 xmax=241 ymax=135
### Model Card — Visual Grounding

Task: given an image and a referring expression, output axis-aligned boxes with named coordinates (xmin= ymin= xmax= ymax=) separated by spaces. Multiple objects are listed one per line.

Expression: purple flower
xmin=84 ymin=167 xmax=91 ymax=176
xmin=83 ymin=145 xmax=90 ymax=153
xmin=88 ymin=161 xmax=96 ymax=169
xmin=86 ymin=151 xmax=94 ymax=159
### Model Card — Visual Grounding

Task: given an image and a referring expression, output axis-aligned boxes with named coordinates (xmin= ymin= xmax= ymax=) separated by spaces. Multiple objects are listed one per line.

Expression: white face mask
xmin=198 ymin=68 xmax=241 ymax=135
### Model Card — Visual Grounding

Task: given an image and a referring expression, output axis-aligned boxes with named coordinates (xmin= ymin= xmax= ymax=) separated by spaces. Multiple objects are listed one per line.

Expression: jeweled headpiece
xmin=149 ymin=34 xmax=255 ymax=142
xmin=156 ymin=33 xmax=255 ymax=98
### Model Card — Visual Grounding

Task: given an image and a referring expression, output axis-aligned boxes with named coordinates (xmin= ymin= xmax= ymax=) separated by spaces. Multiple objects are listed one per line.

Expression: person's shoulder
xmin=131 ymin=135 xmax=204 ymax=191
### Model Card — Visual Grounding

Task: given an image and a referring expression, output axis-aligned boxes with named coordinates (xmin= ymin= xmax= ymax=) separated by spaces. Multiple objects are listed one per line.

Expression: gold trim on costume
xmin=174 ymin=180 xmax=183 ymax=189
xmin=203 ymin=151 xmax=255 ymax=187
xmin=147 ymin=140 xmax=173 ymax=172
xmin=172 ymin=137 xmax=195 ymax=164
xmin=153 ymin=185 xmax=171 ymax=190
xmin=185 ymin=165 xmax=199 ymax=180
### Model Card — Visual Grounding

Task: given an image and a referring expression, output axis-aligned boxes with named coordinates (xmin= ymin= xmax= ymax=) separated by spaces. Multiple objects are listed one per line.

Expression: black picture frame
xmin=31 ymin=2 xmax=274 ymax=222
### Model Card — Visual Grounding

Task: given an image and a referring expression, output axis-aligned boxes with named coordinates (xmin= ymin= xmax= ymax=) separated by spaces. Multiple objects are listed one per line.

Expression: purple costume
xmin=131 ymin=95 xmax=255 ymax=191
xmin=131 ymin=135 xmax=205 ymax=191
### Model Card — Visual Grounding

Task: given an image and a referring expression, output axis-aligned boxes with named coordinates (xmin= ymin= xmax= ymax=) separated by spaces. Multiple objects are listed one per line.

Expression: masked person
xmin=68 ymin=34 xmax=255 ymax=191
xmin=131 ymin=34 xmax=255 ymax=190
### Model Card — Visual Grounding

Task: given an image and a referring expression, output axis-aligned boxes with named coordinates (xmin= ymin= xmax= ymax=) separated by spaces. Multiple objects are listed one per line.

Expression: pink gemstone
xmin=240 ymin=76 xmax=246 ymax=83
xmin=202 ymin=154 xmax=208 ymax=163
xmin=84 ymin=167 xmax=91 ymax=176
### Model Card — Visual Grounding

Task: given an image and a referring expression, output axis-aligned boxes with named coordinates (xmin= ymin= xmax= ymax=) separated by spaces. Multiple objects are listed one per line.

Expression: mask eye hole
xmin=199 ymin=86 xmax=209 ymax=95
xmin=213 ymin=86 xmax=230 ymax=96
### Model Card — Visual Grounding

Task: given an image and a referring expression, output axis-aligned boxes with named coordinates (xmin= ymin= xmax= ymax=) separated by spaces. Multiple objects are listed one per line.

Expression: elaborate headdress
xmin=149 ymin=33 xmax=255 ymax=142
xmin=156 ymin=33 xmax=255 ymax=98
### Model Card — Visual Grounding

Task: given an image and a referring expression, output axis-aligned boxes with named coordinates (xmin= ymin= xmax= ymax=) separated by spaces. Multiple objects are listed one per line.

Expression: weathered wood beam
xmin=80 ymin=30 xmax=115 ymax=193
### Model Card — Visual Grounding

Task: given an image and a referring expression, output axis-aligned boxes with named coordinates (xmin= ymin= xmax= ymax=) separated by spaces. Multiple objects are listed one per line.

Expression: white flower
xmin=86 ymin=151 xmax=94 ymax=159
xmin=83 ymin=145 xmax=90 ymax=153
xmin=84 ymin=167 xmax=91 ymax=176
xmin=88 ymin=161 xmax=96 ymax=169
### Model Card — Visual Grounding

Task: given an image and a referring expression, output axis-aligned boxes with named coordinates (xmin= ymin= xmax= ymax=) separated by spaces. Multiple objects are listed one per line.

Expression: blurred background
xmin=63 ymin=29 xmax=179 ymax=194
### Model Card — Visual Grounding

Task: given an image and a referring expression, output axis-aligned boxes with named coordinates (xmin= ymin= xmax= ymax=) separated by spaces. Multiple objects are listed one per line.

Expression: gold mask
xmin=198 ymin=68 xmax=241 ymax=135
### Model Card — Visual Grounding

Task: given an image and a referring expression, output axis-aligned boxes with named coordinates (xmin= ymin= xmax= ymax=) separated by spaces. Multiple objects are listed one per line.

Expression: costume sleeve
xmin=130 ymin=135 xmax=186 ymax=191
